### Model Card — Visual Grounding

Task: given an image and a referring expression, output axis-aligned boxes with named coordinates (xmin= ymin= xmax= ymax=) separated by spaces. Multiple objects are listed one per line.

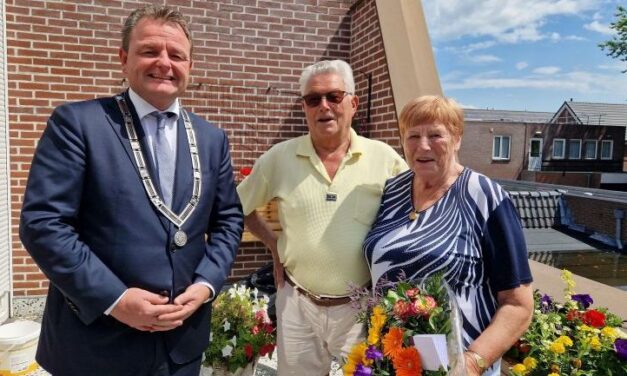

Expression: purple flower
xmin=572 ymin=294 xmax=594 ymax=309
xmin=365 ymin=345 xmax=383 ymax=361
xmin=615 ymin=338 xmax=627 ymax=361
xmin=354 ymin=364 xmax=373 ymax=376
xmin=540 ymin=294 xmax=553 ymax=313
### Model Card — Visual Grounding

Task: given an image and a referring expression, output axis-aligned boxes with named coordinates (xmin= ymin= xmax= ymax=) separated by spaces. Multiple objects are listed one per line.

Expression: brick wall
xmin=350 ymin=0 xmax=401 ymax=152
xmin=459 ymin=121 xmax=530 ymax=180
xmin=564 ymin=195 xmax=627 ymax=245
xmin=6 ymin=0 xmax=400 ymax=296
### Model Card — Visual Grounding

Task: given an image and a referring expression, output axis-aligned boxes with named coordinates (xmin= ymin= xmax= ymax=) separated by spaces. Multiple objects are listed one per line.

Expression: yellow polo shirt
xmin=237 ymin=129 xmax=407 ymax=296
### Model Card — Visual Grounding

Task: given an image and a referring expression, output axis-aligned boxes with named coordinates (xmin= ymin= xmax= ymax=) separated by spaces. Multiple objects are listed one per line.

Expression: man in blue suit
xmin=19 ymin=5 xmax=243 ymax=376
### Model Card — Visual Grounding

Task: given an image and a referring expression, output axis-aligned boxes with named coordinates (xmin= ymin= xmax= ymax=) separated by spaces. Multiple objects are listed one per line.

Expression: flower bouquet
xmin=343 ymin=272 xmax=464 ymax=376
xmin=507 ymin=270 xmax=627 ymax=376
xmin=202 ymin=284 xmax=276 ymax=376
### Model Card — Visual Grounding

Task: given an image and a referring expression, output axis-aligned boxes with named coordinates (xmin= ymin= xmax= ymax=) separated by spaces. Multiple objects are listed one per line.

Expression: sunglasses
xmin=301 ymin=90 xmax=351 ymax=107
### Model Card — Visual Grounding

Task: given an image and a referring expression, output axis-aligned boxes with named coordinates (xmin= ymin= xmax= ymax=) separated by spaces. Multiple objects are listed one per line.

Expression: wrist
xmin=465 ymin=350 xmax=487 ymax=374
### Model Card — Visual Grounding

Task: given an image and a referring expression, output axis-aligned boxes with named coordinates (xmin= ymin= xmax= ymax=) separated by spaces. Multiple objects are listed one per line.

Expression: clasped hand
xmin=111 ymin=284 xmax=211 ymax=332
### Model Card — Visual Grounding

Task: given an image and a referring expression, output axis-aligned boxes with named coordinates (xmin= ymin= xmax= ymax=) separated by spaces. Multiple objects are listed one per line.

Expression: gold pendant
xmin=408 ymin=211 xmax=418 ymax=221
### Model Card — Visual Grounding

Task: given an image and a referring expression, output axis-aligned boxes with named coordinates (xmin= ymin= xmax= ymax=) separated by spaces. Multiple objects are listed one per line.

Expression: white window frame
xmin=567 ymin=139 xmax=581 ymax=159
xmin=583 ymin=140 xmax=597 ymax=159
xmin=492 ymin=135 xmax=511 ymax=160
xmin=600 ymin=140 xmax=613 ymax=160
xmin=552 ymin=138 xmax=565 ymax=159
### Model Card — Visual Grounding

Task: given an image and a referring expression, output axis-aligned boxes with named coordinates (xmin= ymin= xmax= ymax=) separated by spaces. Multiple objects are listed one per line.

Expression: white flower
xmin=229 ymin=335 xmax=237 ymax=347
xmin=209 ymin=332 xmax=213 ymax=342
xmin=221 ymin=345 xmax=233 ymax=358
xmin=223 ymin=319 xmax=230 ymax=332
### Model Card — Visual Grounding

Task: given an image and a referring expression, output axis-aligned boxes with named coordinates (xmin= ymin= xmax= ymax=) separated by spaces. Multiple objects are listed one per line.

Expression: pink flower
xmin=414 ymin=296 xmax=437 ymax=317
xmin=393 ymin=300 xmax=414 ymax=320
xmin=405 ymin=288 xmax=421 ymax=300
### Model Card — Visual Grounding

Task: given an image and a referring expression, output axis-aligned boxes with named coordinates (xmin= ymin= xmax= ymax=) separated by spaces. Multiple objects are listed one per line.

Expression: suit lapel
xmin=104 ymin=91 xmax=169 ymax=231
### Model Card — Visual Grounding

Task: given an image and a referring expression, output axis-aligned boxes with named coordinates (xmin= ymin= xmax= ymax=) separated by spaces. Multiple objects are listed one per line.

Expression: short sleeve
xmin=481 ymin=197 xmax=533 ymax=292
xmin=236 ymin=153 xmax=272 ymax=215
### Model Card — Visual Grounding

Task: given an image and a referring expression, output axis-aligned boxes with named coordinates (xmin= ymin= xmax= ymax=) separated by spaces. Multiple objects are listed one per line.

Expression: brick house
xmin=0 ymin=0 xmax=441 ymax=318
xmin=460 ymin=107 xmax=627 ymax=189
xmin=459 ymin=109 xmax=552 ymax=180
xmin=550 ymin=100 xmax=627 ymax=171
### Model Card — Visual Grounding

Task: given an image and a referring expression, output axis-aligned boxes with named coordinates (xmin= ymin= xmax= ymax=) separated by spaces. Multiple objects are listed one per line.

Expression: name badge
xmin=326 ymin=192 xmax=337 ymax=202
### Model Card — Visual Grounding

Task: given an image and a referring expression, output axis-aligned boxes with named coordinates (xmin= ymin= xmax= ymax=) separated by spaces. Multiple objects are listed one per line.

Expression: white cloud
xmin=516 ymin=62 xmax=529 ymax=70
xmin=549 ymin=32 xmax=562 ymax=42
xmin=597 ymin=62 xmax=626 ymax=71
xmin=422 ymin=0 xmax=602 ymax=42
xmin=564 ymin=35 xmax=587 ymax=41
xmin=443 ymin=69 xmax=627 ymax=98
xmin=584 ymin=20 xmax=613 ymax=35
xmin=467 ymin=54 xmax=502 ymax=63
xmin=533 ymin=66 xmax=562 ymax=74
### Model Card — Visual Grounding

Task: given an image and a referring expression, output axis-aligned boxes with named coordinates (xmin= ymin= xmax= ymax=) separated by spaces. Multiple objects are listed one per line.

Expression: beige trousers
xmin=275 ymin=283 xmax=365 ymax=376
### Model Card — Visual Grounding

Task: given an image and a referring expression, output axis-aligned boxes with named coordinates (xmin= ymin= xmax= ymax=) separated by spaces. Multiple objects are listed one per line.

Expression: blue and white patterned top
xmin=364 ymin=168 xmax=532 ymax=375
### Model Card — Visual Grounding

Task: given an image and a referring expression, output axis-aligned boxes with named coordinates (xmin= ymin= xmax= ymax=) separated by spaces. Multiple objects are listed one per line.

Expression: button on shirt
xmin=104 ymin=90 xmax=214 ymax=315
xmin=237 ymin=129 xmax=408 ymax=296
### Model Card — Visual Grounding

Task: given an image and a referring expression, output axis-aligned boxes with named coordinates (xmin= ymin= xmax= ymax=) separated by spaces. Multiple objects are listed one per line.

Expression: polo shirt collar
xmin=297 ymin=128 xmax=364 ymax=158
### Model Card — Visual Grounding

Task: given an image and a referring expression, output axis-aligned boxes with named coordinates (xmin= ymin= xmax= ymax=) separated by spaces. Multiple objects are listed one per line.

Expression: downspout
xmin=614 ymin=209 xmax=624 ymax=250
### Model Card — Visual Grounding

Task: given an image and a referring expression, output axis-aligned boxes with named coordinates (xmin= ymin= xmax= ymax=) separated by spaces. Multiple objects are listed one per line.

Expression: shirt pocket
xmin=352 ymin=184 xmax=384 ymax=226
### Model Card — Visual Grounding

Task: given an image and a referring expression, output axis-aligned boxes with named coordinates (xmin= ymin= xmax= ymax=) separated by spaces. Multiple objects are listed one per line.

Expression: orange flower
xmin=393 ymin=347 xmax=422 ymax=376
xmin=382 ymin=327 xmax=404 ymax=359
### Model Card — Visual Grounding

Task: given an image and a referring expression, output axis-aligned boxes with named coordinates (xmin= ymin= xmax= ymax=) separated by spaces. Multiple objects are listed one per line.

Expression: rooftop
xmin=552 ymin=101 xmax=627 ymax=127
xmin=464 ymin=108 xmax=553 ymax=124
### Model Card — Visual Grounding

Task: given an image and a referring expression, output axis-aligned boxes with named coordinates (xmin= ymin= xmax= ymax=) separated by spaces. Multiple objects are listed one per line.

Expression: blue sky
xmin=422 ymin=0 xmax=627 ymax=112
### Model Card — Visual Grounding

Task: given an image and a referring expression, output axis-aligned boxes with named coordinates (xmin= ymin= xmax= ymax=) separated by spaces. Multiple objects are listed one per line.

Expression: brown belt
xmin=284 ymin=273 xmax=352 ymax=307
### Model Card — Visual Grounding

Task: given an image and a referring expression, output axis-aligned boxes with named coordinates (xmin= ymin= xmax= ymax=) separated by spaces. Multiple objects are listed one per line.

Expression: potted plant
xmin=507 ymin=270 xmax=627 ymax=375
xmin=202 ymin=284 xmax=276 ymax=376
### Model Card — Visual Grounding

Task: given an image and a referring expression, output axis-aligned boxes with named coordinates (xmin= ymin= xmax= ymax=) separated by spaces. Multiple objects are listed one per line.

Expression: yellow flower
xmin=511 ymin=363 xmax=527 ymax=375
xmin=548 ymin=373 xmax=560 ymax=376
xmin=371 ymin=305 xmax=387 ymax=328
xmin=549 ymin=341 xmax=565 ymax=354
xmin=342 ymin=359 xmax=356 ymax=375
xmin=523 ymin=356 xmax=537 ymax=369
xmin=556 ymin=335 xmax=573 ymax=347
xmin=561 ymin=270 xmax=575 ymax=300
xmin=590 ymin=336 xmax=602 ymax=351
xmin=601 ymin=326 xmax=619 ymax=340
xmin=347 ymin=342 xmax=371 ymax=366
xmin=579 ymin=324 xmax=594 ymax=332
xmin=367 ymin=326 xmax=381 ymax=345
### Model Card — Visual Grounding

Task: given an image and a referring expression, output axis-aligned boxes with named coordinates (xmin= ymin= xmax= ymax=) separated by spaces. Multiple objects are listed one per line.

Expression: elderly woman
xmin=363 ymin=96 xmax=533 ymax=375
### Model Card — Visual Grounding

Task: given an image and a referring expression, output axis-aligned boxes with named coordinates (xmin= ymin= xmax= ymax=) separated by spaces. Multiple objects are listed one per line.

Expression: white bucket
xmin=0 ymin=321 xmax=40 ymax=376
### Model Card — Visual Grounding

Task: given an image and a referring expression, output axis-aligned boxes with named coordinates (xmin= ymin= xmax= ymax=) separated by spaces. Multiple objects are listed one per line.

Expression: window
xmin=552 ymin=139 xmax=565 ymax=159
xmin=567 ymin=139 xmax=581 ymax=159
xmin=600 ymin=140 xmax=613 ymax=160
xmin=583 ymin=140 xmax=597 ymax=159
xmin=492 ymin=136 xmax=511 ymax=160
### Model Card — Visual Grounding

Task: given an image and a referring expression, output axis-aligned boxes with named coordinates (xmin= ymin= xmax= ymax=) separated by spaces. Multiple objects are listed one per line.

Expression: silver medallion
xmin=174 ymin=230 xmax=187 ymax=247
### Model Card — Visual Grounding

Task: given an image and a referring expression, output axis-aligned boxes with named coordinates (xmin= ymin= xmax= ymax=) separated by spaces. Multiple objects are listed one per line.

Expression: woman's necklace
xmin=408 ymin=167 xmax=464 ymax=221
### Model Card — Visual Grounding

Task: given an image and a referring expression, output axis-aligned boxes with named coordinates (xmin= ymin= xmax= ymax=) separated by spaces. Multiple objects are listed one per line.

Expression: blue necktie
xmin=152 ymin=112 xmax=175 ymax=207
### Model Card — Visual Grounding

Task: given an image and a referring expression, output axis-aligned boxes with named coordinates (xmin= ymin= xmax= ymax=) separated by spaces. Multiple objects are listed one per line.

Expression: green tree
xmin=599 ymin=6 xmax=627 ymax=73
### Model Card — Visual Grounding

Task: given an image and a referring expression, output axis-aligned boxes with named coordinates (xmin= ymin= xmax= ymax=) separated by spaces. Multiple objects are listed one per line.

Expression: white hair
xmin=299 ymin=59 xmax=355 ymax=95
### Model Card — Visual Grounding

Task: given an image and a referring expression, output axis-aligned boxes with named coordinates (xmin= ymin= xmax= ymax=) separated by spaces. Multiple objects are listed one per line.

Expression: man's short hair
xmin=299 ymin=60 xmax=355 ymax=95
xmin=121 ymin=5 xmax=192 ymax=52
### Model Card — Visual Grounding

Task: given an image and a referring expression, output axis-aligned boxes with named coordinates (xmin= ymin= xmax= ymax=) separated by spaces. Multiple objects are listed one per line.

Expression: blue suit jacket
xmin=19 ymin=92 xmax=243 ymax=375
